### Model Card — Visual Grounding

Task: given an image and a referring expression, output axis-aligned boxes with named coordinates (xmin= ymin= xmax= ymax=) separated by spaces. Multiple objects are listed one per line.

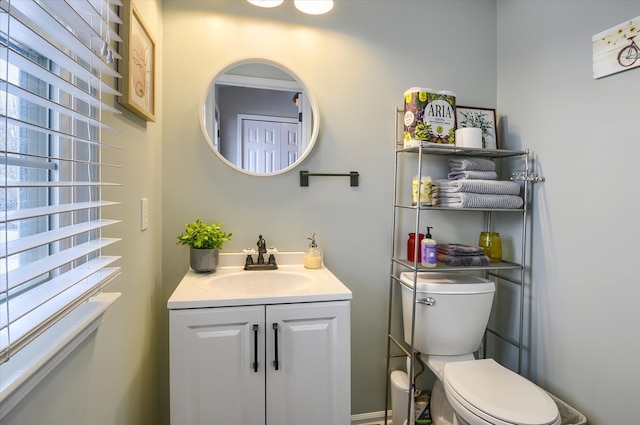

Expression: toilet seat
xmin=443 ymin=359 xmax=560 ymax=425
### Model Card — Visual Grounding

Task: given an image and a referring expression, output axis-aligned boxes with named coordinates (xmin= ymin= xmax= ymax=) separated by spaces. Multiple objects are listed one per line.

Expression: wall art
xmin=593 ymin=16 xmax=639 ymax=79
xmin=456 ymin=106 xmax=498 ymax=150
xmin=118 ymin=0 xmax=156 ymax=121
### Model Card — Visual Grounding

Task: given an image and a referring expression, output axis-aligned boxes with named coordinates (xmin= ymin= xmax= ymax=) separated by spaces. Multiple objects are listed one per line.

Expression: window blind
xmin=0 ymin=0 xmax=122 ymax=364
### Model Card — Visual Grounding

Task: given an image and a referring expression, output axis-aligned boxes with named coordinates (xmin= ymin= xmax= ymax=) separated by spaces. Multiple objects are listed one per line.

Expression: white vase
xmin=190 ymin=248 xmax=219 ymax=273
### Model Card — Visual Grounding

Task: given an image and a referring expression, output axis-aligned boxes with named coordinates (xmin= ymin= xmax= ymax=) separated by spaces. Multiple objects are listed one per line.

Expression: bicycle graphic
xmin=618 ymin=35 xmax=639 ymax=67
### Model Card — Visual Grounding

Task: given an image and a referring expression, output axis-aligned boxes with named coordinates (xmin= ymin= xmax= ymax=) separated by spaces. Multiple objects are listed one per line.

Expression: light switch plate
xmin=141 ymin=198 xmax=149 ymax=231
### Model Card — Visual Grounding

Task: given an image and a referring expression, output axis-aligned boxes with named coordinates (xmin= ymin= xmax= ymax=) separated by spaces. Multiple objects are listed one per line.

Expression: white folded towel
xmin=448 ymin=170 xmax=498 ymax=180
xmin=433 ymin=193 xmax=524 ymax=209
xmin=433 ymin=179 xmax=521 ymax=195
xmin=448 ymin=158 xmax=496 ymax=171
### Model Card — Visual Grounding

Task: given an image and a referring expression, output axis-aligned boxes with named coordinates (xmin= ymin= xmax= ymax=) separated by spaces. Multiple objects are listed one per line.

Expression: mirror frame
xmin=200 ymin=57 xmax=320 ymax=176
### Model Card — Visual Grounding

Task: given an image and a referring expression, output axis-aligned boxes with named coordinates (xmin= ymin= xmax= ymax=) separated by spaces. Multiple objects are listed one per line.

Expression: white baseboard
xmin=351 ymin=410 xmax=391 ymax=425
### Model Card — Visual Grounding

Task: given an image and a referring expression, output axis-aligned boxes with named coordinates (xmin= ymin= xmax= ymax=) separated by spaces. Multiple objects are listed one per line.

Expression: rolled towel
xmin=432 ymin=193 xmax=524 ymax=209
xmin=448 ymin=170 xmax=498 ymax=180
xmin=432 ymin=179 xmax=521 ymax=195
xmin=448 ymin=158 xmax=496 ymax=172
xmin=437 ymin=243 xmax=485 ymax=256
xmin=437 ymin=253 xmax=490 ymax=266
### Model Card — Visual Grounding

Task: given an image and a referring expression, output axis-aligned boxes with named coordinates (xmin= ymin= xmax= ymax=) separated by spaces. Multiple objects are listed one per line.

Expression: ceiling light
xmin=247 ymin=0 xmax=284 ymax=8
xmin=294 ymin=0 xmax=334 ymax=15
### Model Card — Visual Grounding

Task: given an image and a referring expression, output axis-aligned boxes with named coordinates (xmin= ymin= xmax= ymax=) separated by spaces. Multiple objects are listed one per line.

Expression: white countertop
xmin=167 ymin=252 xmax=352 ymax=309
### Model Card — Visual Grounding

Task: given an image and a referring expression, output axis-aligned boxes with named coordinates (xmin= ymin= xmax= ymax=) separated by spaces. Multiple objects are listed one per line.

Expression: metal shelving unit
xmin=384 ymin=109 xmax=542 ymax=424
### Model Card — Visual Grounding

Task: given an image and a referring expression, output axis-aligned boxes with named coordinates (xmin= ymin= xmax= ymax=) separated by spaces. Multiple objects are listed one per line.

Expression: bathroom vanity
xmin=168 ymin=252 xmax=352 ymax=425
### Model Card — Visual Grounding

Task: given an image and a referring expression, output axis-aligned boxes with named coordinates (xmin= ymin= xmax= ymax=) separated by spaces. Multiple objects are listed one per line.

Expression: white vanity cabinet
xmin=170 ymin=300 xmax=351 ymax=425
xmin=170 ymin=305 xmax=265 ymax=425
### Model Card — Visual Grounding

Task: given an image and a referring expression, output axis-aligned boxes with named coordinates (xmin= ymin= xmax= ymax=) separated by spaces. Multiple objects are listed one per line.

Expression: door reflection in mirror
xmin=218 ymin=85 xmax=300 ymax=173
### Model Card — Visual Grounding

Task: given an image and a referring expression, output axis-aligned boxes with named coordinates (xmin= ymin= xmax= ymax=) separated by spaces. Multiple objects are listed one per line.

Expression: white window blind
xmin=0 ymin=0 xmax=123 ymax=364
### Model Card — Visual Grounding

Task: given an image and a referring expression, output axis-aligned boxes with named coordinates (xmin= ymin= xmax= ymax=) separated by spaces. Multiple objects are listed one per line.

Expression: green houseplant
xmin=458 ymin=110 xmax=494 ymax=148
xmin=177 ymin=219 xmax=232 ymax=272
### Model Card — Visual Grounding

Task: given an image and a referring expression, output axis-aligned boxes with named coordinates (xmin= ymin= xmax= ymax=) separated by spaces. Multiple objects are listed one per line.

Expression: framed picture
xmin=592 ymin=16 xmax=640 ymax=79
xmin=118 ymin=0 xmax=156 ymax=122
xmin=456 ymin=106 xmax=498 ymax=149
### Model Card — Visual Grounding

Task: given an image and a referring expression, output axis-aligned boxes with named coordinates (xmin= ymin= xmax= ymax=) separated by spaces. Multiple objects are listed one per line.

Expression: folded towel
xmin=448 ymin=170 xmax=498 ymax=180
xmin=432 ymin=193 xmax=524 ymax=209
xmin=437 ymin=243 xmax=485 ymax=256
xmin=448 ymin=158 xmax=496 ymax=172
xmin=433 ymin=179 xmax=521 ymax=195
xmin=437 ymin=253 xmax=490 ymax=266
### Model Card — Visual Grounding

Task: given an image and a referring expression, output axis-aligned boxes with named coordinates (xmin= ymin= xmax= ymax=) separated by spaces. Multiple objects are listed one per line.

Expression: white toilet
xmin=395 ymin=272 xmax=560 ymax=425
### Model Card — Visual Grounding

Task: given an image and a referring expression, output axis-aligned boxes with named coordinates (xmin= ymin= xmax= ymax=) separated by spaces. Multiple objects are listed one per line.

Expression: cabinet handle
xmin=272 ymin=323 xmax=279 ymax=371
xmin=252 ymin=324 xmax=259 ymax=373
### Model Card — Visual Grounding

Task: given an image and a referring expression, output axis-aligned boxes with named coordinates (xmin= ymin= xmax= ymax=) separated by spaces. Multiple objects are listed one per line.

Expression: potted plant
xmin=458 ymin=110 xmax=494 ymax=148
xmin=176 ymin=219 xmax=232 ymax=273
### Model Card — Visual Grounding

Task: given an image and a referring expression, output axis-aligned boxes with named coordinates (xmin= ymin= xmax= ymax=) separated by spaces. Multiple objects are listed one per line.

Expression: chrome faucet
xmin=244 ymin=235 xmax=278 ymax=270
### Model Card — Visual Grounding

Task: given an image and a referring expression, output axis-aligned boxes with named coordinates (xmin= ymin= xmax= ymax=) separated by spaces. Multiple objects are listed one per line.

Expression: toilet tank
xmin=400 ymin=272 xmax=495 ymax=356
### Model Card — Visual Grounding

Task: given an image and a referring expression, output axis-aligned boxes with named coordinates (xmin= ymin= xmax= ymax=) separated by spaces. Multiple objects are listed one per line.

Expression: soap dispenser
xmin=420 ymin=226 xmax=437 ymax=268
xmin=304 ymin=233 xmax=323 ymax=269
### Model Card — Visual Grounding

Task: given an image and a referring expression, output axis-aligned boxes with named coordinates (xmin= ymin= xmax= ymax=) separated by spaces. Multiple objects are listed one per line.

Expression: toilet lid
xmin=399 ymin=272 xmax=494 ymax=294
xmin=443 ymin=359 xmax=559 ymax=425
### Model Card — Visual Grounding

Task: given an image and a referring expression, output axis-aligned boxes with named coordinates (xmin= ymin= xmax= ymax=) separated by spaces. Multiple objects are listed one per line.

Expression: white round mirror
xmin=200 ymin=58 xmax=319 ymax=176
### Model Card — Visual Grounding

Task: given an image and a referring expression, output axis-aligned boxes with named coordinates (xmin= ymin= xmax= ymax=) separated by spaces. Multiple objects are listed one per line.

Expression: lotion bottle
xmin=304 ymin=233 xmax=323 ymax=269
xmin=421 ymin=226 xmax=437 ymax=268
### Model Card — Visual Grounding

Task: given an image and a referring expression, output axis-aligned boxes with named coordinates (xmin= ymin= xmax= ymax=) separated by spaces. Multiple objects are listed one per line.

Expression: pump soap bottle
xmin=304 ymin=233 xmax=323 ymax=269
xmin=421 ymin=226 xmax=437 ymax=268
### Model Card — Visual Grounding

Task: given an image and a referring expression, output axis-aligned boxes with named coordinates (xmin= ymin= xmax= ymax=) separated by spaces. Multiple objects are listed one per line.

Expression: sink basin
xmin=194 ymin=271 xmax=314 ymax=296
xmin=168 ymin=252 xmax=352 ymax=309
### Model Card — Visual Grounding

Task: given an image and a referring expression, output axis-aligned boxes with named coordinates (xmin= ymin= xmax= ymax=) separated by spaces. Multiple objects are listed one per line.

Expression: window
xmin=0 ymin=0 xmax=121 ymax=375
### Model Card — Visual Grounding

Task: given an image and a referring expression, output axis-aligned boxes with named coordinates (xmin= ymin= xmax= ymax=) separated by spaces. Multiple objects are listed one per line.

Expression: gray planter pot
xmin=190 ymin=248 xmax=220 ymax=273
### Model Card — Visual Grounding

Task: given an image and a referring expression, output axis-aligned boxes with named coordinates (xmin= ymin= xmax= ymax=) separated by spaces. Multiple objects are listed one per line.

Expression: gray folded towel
xmin=437 ymin=243 xmax=485 ymax=256
xmin=433 ymin=179 xmax=521 ymax=195
xmin=448 ymin=158 xmax=496 ymax=172
xmin=437 ymin=253 xmax=490 ymax=266
xmin=448 ymin=170 xmax=498 ymax=180
xmin=432 ymin=193 xmax=524 ymax=209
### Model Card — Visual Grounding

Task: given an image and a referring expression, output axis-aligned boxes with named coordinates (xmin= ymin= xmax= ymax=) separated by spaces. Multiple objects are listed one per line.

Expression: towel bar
xmin=299 ymin=171 xmax=359 ymax=187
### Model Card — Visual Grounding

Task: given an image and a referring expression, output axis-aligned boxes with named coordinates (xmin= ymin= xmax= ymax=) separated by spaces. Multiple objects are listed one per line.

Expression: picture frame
xmin=118 ymin=0 xmax=156 ymax=122
xmin=456 ymin=106 xmax=498 ymax=149
xmin=592 ymin=16 xmax=640 ymax=79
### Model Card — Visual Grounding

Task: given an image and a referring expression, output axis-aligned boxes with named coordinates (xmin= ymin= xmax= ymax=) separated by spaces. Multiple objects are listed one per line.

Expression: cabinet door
xmin=170 ymin=306 xmax=265 ymax=425
xmin=266 ymin=301 xmax=351 ymax=425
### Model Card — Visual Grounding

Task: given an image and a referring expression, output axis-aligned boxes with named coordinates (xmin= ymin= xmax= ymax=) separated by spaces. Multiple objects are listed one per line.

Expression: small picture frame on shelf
xmin=456 ymin=106 xmax=498 ymax=149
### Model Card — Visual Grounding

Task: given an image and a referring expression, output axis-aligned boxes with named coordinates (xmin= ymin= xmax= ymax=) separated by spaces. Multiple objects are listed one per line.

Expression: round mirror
xmin=200 ymin=58 xmax=319 ymax=176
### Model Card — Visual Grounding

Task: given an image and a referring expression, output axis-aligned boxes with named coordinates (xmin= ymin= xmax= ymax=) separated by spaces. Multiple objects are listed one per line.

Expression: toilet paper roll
xmin=455 ymin=127 xmax=483 ymax=148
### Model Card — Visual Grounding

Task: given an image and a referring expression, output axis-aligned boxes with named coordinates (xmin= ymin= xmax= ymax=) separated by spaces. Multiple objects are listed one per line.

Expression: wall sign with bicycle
xmin=592 ymin=16 xmax=639 ymax=79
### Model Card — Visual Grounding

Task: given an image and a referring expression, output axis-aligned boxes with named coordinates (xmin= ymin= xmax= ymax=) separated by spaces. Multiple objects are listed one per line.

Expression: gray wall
xmin=162 ymin=1 xmax=640 ymax=422
xmin=161 ymin=0 xmax=498 ymax=418
xmin=497 ymin=1 xmax=640 ymax=424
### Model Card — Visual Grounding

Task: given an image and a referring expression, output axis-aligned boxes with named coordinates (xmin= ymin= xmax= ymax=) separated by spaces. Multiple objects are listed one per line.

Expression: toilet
xmin=394 ymin=272 xmax=560 ymax=425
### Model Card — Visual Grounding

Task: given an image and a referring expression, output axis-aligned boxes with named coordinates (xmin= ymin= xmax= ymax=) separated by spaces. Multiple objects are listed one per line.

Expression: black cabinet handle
xmin=272 ymin=323 xmax=279 ymax=370
xmin=252 ymin=324 xmax=259 ymax=372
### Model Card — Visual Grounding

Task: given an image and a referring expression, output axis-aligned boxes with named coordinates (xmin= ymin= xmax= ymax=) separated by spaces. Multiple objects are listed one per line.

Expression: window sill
xmin=0 ymin=292 xmax=121 ymax=420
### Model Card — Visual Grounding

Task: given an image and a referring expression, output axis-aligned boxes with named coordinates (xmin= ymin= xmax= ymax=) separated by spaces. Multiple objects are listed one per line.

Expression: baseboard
xmin=351 ymin=410 xmax=390 ymax=425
